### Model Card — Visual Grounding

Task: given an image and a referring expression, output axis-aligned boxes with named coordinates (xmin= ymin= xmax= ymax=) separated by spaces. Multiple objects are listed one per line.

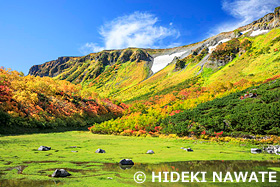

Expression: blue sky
xmin=0 ymin=0 xmax=279 ymax=74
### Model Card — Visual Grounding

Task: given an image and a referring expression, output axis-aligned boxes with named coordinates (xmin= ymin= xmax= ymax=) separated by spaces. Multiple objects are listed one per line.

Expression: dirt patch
xmin=22 ymin=161 xmax=58 ymax=164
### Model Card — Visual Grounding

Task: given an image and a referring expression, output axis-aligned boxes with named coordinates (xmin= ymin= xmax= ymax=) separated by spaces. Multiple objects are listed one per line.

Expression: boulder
xmin=251 ymin=148 xmax=262 ymax=154
xmin=95 ymin=148 xmax=106 ymax=153
xmin=184 ymin=148 xmax=193 ymax=152
xmin=51 ymin=169 xmax=71 ymax=177
xmin=146 ymin=150 xmax=155 ymax=154
xmin=119 ymin=159 xmax=134 ymax=165
xmin=263 ymin=145 xmax=280 ymax=154
xmin=38 ymin=146 xmax=51 ymax=151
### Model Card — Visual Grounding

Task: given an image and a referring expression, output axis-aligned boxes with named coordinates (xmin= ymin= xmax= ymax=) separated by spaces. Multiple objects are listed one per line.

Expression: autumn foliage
xmin=0 ymin=69 xmax=127 ymax=132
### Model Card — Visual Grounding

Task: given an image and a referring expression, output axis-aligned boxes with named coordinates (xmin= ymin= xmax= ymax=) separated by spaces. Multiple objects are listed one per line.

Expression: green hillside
xmin=24 ymin=7 xmax=280 ymax=137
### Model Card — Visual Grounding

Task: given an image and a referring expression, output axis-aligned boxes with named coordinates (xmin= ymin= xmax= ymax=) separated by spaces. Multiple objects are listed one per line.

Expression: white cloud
xmin=209 ymin=0 xmax=280 ymax=36
xmin=79 ymin=43 xmax=104 ymax=55
xmin=79 ymin=12 xmax=180 ymax=54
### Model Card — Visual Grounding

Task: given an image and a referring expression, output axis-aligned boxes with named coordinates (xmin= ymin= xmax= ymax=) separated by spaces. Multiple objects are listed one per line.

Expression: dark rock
xmin=95 ymin=148 xmax=106 ymax=153
xmin=119 ymin=49 xmax=133 ymax=63
xmin=130 ymin=49 xmax=152 ymax=62
xmin=38 ymin=146 xmax=51 ymax=151
xmin=119 ymin=159 xmax=134 ymax=165
xmin=51 ymin=169 xmax=71 ymax=177
xmin=174 ymin=58 xmax=186 ymax=71
xmin=185 ymin=148 xmax=193 ymax=152
xmin=146 ymin=150 xmax=155 ymax=154
xmin=251 ymin=148 xmax=262 ymax=154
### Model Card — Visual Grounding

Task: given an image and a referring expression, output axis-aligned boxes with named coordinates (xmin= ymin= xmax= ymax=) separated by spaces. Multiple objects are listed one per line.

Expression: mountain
xmin=0 ymin=6 xmax=278 ymax=136
xmin=29 ymin=7 xmax=280 ymax=102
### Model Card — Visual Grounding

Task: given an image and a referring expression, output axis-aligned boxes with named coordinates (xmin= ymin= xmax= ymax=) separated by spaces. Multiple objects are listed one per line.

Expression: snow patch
xmin=241 ymin=29 xmax=251 ymax=35
xmin=250 ymin=30 xmax=270 ymax=37
xmin=209 ymin=38 xmax=231 ymax=53
xmin=151 ymin=51 xmax=186 ymax=73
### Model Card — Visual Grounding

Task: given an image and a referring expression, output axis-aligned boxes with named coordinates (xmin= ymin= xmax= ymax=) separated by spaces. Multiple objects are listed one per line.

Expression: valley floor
xmin=0 ymin=131 xmax=279 ymax=186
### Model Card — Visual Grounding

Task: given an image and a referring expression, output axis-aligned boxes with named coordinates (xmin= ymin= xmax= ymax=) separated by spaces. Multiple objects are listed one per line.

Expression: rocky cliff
xmin=29 ymin=48 xmax=152 ymax=83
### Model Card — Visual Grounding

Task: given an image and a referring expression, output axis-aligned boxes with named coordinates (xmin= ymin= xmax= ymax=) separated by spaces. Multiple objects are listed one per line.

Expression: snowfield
xmin=208 ymin=38 xmax=231 ymax=53
xmin=250 ymin=30 xmax=270 ymax=36
xmin=241 ymin=29 xmax=252 ymax=35
xmin=151 ymin=51 xmax=186 ymax=73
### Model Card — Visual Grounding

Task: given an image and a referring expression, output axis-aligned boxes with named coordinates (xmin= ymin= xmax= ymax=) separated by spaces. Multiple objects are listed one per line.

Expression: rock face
xmin=28 ymin=48 xmax=153 ymax=84
xmin=119 ymin=159 xmax=134 ymax=165
xmin=51 ymin=169 xmax=71 ymax=177
xmin=38 ymin=146 xmax=51 ymax=151
xmin=29 ymin=57 xmax=75 ymax=77
xmin=95 ymin=148 xmax=106 ymax=153
xmin=146 ymin=150 xmax=155 ymax=154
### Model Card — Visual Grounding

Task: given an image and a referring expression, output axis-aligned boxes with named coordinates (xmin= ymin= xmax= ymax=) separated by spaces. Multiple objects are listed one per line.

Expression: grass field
xmin=0 ymin=131 xmax=279 ymax=186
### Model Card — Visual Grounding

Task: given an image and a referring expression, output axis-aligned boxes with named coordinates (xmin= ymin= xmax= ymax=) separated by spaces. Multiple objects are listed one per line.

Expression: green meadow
xmin=0 ymin=131 xmax=280 ymax=186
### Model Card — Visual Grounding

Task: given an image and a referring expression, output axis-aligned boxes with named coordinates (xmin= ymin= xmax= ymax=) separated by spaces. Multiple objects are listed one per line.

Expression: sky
xmin=0 ymin=0 xmax=279 ymax=74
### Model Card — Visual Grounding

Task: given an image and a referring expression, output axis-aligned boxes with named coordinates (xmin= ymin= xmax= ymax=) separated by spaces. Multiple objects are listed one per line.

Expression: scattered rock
xmin=182 ymin=147 xmax=193 ymax=152
xmin=38 ymin=146 xmax=51 ymax=151
xmin=69 ymin=146 xmax=77 ymax=148
xmin=146 ymin=150 xmax=155 ymax=154
xmin=119 ymin=159 xmax=134 ymax=165
xmin=95 ymin=148 xmax=106 ymax=153
xmin=71 ymin=151 xmax=78 ymax=153
xmin=51 ymin=169 xmax=71 ymax=177
xmin=251 ymin=148 xmax=262 ymax=154
xmin=263 ymin=145 xmax=280 ymax=155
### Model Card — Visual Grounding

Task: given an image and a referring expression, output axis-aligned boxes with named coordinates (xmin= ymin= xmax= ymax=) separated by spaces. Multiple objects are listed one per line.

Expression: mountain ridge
xmin=29 ymin=7 xmax=280 ymax=78
xmin=28 ymin=7 xmax=280 ymax=102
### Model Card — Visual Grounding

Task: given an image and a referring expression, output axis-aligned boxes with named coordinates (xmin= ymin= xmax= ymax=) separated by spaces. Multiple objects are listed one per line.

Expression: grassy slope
xmin=85 ymin=60 xmax=150 ymax=98
xmin=161 ymin=78 xmax=280 ymax=135
xmin=205 ymin=29 xmax=280 ymax=85
xmin=0 ymin=131 xmax=279 ymax=186
xmin=106 ymin=28 xmax=280 ymax=102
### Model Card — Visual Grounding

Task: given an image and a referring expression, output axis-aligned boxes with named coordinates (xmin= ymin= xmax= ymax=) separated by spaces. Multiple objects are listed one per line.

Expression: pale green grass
xmin=0 ymin=131 xmax=279 ymax=186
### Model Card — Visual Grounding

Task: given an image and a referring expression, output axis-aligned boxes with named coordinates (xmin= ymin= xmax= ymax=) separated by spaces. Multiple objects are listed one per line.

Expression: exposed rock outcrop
xmin=28 ymin=48 xmax=152 ymax=84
